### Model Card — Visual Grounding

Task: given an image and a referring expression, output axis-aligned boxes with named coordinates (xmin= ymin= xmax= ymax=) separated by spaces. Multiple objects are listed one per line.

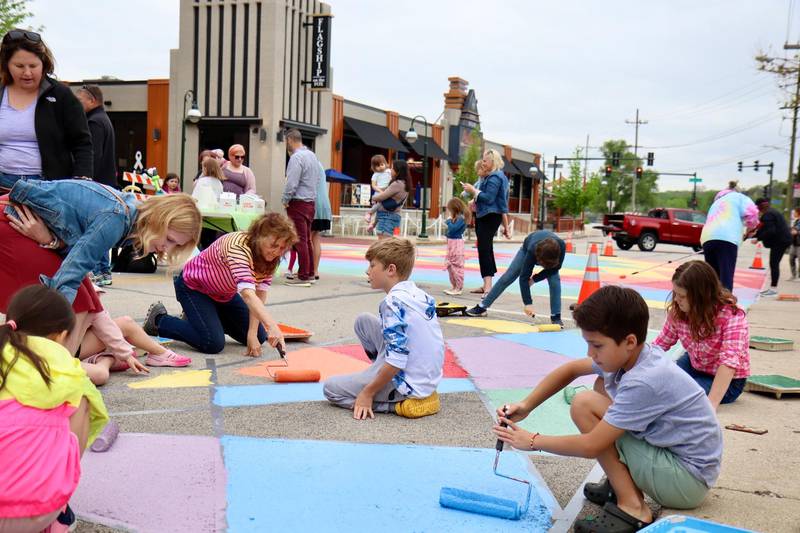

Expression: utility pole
xmin=784 ymin=43 xmax=800 ymax=216
xmin=625 ymin=108 xmax=648 ymax=212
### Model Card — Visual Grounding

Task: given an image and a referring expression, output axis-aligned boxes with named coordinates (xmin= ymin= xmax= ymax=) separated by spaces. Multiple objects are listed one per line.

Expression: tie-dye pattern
xmin=701 ymin=192 xmax=759 ymax=246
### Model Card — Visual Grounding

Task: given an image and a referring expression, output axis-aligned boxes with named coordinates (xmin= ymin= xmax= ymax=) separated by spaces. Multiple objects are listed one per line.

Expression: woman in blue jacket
xmin=463 ymin=149 xmax=510 ymax=295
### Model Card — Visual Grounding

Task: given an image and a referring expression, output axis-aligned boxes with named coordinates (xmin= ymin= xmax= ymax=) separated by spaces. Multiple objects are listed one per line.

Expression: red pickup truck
xmin=595 ymin=208 xmax=707 ymax=252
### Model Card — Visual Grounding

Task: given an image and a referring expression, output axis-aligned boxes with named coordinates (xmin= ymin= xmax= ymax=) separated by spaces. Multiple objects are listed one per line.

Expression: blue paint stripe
xmin=214 ymin=378 xmax=476 ymax=408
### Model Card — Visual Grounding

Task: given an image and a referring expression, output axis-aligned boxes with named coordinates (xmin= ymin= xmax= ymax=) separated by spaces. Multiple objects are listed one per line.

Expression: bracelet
xmin=529 ymin=432 xmax=540 ymax=451
xmin=39 ymin=236 xmax=60 ymax=249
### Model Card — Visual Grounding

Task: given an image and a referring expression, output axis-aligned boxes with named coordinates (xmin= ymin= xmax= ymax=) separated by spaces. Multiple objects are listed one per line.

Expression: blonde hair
xmin=483 ymin=149 xmax=504 ymax=172
xmin=365 ymin=238 xmax=415 ymax=280
xmin=132 ymin=194 xmax=202 ymax=265
xmin=202 ymin=157 xmax=225 ymax=181
xmin=446 ymin=197 xmax=470 ymax=224
xmin=246 ymin=213 xmax=299 ymax=275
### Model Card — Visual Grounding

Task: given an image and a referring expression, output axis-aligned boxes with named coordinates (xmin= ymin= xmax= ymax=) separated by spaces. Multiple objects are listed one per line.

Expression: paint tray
xmin=436 ymin=302 xmax=467 ymax=317
xmin=641 ymin=514 xmax=755 ymax=532
xmin=777 ymin=293 xmax=800 ymax=301
xmin=748 ymin=335 xmax=794 ymax=351
xmin=744 ymin=374 xmax=800 ymax=399
xmin=278 ymin=323 xmax=313 ymax=341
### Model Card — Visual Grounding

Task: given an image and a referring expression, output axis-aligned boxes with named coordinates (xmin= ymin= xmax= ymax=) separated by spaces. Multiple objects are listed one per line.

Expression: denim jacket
xmin=475 ymin=171 xmax=509 ymax=218
xmin=6 ymin=179 xmax=138 ymax=303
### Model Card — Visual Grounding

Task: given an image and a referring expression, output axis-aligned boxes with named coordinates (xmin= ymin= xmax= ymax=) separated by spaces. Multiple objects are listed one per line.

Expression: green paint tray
xmin=749 ymin=336 xmax=794 ymax=351
xmin=745 ymin=374 xmax=800 ymax=399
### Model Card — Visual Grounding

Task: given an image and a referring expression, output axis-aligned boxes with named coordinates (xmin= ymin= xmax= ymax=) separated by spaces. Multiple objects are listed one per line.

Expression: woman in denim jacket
xmin=3 ymin=179 xmax=202 ymax=303
xmin=463 ymin=149 xmax=510 ymax=295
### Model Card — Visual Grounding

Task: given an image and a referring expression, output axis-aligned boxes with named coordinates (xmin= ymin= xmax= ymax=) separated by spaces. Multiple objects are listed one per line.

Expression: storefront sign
xmin=310 ymin=15 xmax=331 ymax=90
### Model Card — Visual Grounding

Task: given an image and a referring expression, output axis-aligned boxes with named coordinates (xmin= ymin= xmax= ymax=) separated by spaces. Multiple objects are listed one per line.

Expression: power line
xmin=671 ymin=147 xmax=778 ymax=173
xmin=641 ymin=111 xmax=782 ymax=150
xmin=647 ymin=75 xmax=773 ymax=120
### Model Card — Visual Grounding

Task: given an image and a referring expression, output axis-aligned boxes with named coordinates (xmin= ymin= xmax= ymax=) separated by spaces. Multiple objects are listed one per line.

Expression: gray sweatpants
xmin=322 ymin=313 xmax=407 ymax=412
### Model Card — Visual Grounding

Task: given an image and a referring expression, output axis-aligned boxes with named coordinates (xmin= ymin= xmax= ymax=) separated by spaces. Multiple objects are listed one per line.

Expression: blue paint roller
xmin=439 ymin=406 xmax=532 ymax=520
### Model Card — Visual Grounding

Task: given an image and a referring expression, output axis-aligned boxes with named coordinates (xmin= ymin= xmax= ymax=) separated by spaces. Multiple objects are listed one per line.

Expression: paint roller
xmin=267 ymin=344 xmax=321 ymax=383
xmin=439 ymin=406 xmax=532 ymax=520
xmin=536 ymin=324 xmax=563 ymax=332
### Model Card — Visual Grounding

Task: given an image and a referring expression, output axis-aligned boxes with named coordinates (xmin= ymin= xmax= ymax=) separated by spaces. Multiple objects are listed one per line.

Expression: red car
xmin=595 ymin=208 xmax=707 ymax=252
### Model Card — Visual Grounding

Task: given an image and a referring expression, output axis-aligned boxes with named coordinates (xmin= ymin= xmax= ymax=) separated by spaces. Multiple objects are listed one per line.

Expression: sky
xmin=25 ymin=0 xmax=797 ymax=191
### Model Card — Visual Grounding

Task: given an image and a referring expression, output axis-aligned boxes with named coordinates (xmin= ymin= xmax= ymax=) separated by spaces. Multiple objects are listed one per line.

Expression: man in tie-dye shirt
xmin=700 ymin=189 xmax=759 ymax=290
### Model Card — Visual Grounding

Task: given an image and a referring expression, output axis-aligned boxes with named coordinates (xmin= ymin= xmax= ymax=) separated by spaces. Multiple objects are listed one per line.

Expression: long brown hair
xmin=667 ymin=260 xmax=741 ymax=340
xmin=247 ymin=213 xmax=299 ymax=275
xmin=0 ymin=286 xmax=75 ymax=391
xmin=446 ymin=197 xmax=470 ymax=224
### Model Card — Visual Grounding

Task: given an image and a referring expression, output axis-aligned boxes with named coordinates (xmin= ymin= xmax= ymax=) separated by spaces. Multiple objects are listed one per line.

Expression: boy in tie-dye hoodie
xmin=700 ymin=189 xmax=759 ymax=290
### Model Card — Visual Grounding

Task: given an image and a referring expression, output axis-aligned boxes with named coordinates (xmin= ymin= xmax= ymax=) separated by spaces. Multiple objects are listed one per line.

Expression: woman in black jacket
xmin=752 ymin=197 xmax=792 ymax=296
xmin=0 ymin=29 xmax=92 ymax=189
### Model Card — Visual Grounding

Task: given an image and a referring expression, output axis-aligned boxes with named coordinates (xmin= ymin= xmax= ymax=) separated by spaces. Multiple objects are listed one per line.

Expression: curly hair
xmin=247 ymin=213 xmax=299 ymax=275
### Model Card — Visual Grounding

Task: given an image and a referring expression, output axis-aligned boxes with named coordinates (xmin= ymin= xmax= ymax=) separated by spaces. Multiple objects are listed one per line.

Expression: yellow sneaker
xmin=394 ymin=392 xmax=441 ymax=419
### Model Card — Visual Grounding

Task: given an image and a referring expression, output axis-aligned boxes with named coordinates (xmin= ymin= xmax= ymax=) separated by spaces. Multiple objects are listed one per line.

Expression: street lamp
xmin=179 ymin=90 xmax=202 ymax=191
xmin=405 ymin=115 xmax=429 ymax=239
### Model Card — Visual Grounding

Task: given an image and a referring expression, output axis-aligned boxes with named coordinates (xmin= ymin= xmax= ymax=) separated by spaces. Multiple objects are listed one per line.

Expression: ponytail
xmin=0 ymin=286 xmax=75 ymax=391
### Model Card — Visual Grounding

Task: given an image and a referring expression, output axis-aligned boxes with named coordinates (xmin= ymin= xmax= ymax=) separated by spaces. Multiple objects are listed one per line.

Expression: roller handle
xmin=496 ymin=405 xmax=509 ymax=452
xmin=276 ymin=343 xmax=287 ymax=359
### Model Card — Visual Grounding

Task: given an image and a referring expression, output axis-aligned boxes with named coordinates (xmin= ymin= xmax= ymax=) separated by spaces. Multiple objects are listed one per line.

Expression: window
xmin=691 ymin=212 xmax=707 ymax=224
xmin=673 ymin=211 xmax=694 ymax=222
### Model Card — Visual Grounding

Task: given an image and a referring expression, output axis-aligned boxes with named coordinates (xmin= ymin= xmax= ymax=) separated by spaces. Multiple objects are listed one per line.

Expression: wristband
xmin=529 ymin=432 xmax=540 ymax=451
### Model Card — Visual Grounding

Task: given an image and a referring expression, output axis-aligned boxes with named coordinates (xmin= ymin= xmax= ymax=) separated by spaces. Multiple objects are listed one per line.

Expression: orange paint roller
xmin=267 ymin=345 xmax=321 ymax=383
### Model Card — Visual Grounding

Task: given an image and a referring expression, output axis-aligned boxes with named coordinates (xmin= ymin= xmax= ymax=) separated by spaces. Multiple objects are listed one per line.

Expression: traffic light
xmin=737 ymin=161 xmax=742 ymax=172
xmin=605 ymin=165 xmax=612 ymax=177
xmin=636 ymin=167 xmax=643 ymax=180
xmin=753 ymin=160 xmax=759 ymax=172
xmin=646 ymin=152 xmax=654 ymax=166
xmin=611 ymin=152 xmax=620 ymax=167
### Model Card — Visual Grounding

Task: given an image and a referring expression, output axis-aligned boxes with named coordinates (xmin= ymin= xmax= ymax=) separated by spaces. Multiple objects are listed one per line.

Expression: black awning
xmin=503 ymin=159 xmax=520 ymax=176
xmin=399 ymin=131 xmax=449 ymax=160
xmin=512 ymin=159 xmax=534 ymax=178
xmin=344 ymin=117 xmax=406 ymax=151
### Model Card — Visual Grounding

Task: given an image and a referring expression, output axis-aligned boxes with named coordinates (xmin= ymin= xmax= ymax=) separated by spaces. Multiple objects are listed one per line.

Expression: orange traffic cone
xmin=565 ymin=233 xmax=574 ymax=253
xmin=602 ymin=238 xmax=616 ymax=257
xmin=750 ymin=243 xmax=765 ymax=270
xmin=577 ymin=243 xmax=602 ymax=305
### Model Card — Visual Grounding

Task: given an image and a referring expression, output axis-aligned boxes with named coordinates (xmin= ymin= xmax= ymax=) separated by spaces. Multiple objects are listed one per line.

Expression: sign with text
xmin=310 ymin=15 xmax=331 ymax=90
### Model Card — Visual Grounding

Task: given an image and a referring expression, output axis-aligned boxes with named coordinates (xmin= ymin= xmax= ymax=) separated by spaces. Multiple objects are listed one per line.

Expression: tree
xmin=551 ymin=146 xmax=598 ymax=217
xmin=0 ymin=0 xmax=42 ymax=36
xmin=452 ymin=128 xmax=482 ymax=196
xmin=590 ymin=139 xmax=659 ymax=212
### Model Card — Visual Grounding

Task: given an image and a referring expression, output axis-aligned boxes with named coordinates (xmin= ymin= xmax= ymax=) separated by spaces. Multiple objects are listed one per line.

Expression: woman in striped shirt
xmin=654 ymin=260 xmax=750 ymax=410
xmin=143 ymin=213 xmax=298 ymax=355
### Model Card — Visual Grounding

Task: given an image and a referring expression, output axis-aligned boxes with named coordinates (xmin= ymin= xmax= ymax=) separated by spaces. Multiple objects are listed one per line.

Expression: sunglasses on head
xmin=80 ymin=85 xmax=102 ymax=101
xmin=3 ymin=30 xmax=42 ymax=45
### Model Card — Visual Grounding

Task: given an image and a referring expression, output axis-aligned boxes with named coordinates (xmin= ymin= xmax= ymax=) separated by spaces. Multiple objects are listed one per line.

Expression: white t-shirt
xmin=372 ymin=170 xmax=392 ymax=190
xmin=192 ymin=176 xmax=224 ymax=199
xmin=380 ymin=280 xmax=444 ymax=398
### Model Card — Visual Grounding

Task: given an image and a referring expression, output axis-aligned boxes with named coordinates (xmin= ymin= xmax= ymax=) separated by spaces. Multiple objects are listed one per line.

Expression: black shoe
xmin=57 ymin=503 xmax=76 ymax=528
xmin=465 ymin=305 xmax=487 ymax=317
xmin=583 ymin=478 xmax=617 ymax=506
xmin=143 ymin=301 xmax=167 ymax=336
xmin=551 ymin=314 xmax=564 ymax=327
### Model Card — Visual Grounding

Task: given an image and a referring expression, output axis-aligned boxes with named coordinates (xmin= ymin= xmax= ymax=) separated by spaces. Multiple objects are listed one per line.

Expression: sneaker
xmin=143 ymin=301 xmax=167 ymax=336
xmin=760 ymin=288 xmax=778 ymax=296
xmin=443 ymin=288 xmax=462 ymax=296
xmin=551 ymin=315 xmax=564 ymax=327
xmin=96 ymin=272 xmax=112 ymax=286
xmin=363 ymin=212 xmax=372 ymax=223
xmin=284 ymin=271 xmax=295 ymax=280
xmin=395 ymin=392 xmax=440 ymax=418
xmin=465 ymin=305 xmax=487 ymax=317
xmin=285 ymin=278 xmax=312 ymax=287
xmin=146 ymin=349 xmax=192 ymax=367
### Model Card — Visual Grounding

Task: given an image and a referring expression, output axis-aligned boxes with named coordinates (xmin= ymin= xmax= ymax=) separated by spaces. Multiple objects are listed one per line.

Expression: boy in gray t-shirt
xmin=493 ymin=286 xmax=722 ymax=533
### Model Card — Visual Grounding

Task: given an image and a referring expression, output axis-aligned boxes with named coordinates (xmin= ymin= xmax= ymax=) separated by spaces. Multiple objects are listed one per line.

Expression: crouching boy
xmin=323 ymin=238 xmax=445 ymax=420
xmin=493 ymin=286 xmax=722 ymax=532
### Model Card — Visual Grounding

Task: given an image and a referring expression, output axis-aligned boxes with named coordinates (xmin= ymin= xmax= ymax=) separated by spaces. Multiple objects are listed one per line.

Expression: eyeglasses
xmin=233 ymin=155 xmax=245 ymax=160
xmin=2 ymin=30 xmax=42 ymax=45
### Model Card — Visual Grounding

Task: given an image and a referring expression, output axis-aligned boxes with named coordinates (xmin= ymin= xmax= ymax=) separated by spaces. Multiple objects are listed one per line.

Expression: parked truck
xmin=595 ymin=208 xmax=707 ymax=252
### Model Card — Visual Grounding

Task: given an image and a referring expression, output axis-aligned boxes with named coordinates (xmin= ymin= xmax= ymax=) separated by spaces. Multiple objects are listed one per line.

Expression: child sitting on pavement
xmin=493 ymin=286 xmax=721 ymax=533
xmin=323 ymin=238 xmax=445 ymax=419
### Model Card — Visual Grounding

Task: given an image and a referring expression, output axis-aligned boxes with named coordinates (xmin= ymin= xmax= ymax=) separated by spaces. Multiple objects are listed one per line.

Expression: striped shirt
xmin=182 ymin=232 xmax=272 ymax=302
xmin=653 ymin=305 xmax=751 ymax=379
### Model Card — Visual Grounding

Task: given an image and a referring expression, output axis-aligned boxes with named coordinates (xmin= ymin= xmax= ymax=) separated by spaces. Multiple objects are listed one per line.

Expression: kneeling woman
xmin=144 ymin=213 xmax=298 ymax=355
xmin=654 ymin=260 xmax=750 ymax=409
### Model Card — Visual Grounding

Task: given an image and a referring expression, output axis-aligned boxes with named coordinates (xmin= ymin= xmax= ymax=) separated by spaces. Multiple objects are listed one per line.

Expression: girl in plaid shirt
xmin=654 ymin=261 xmax=750 ymax=409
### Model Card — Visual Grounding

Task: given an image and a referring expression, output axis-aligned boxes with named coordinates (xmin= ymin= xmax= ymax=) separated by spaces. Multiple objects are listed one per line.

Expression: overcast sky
xmin=27 ymin=0 xmax=795 ymax=191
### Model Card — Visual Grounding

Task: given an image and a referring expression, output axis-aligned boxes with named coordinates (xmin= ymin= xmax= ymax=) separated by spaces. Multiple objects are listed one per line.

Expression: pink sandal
xmin=146 ymin=349 xmax=192 ymax=367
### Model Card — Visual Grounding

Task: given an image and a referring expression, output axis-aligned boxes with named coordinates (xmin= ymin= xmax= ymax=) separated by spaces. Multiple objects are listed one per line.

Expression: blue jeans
xmin=93 ymin=251 xmax=111 ymax=276
xmin=157 ymin=274 xmax=267 ymax=354
xmin=7 ymin=179 xmax=137 ymax=303
xmin=481 ymin=246 xmax=562 ymax=316
xmin=375 ymin=211 xmax=401 ymax=236
xmin=675 ymin=353 xmax=746 ymax=404
xmin=0 ymin=172 xmax=42 ymax=190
